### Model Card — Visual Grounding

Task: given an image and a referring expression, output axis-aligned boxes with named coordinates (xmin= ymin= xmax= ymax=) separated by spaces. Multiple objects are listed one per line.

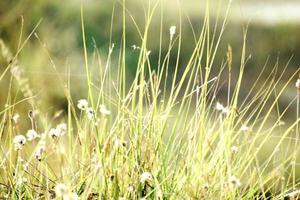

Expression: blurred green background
xmin=0 ymin=0 xmax=299 ymax=117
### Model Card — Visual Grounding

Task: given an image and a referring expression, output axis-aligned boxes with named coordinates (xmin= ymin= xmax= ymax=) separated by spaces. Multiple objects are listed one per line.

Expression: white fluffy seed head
xmin=56 ymin=123 xmax=67 ymax=135
xmin=49 ymin=128 xmax=60 ymax=139
xmin=140 ymin=172 xmax=152 ymax=183
xmin=26 ymin=129 xmax=39 ymax=141
xmin=77 ymin=99 xmax=88 ymax=110
xmin=215 ymin=102 xmax=229 ymax=115
xmin=86 ymin=107 xmax=95 ymax=119
xmin=55 ymin=183 xmax=68 ymax=197
xmin=13 ymin=135 xmax=26 ymax=150
xmin=169 ymin=25 xmax=176 ymax=39
xmin=229 ymin=176 xmax=242 ymax=188
xmin=240 ymin=125 xmax=249 ymax=132
xmin=12 ymin=113 xmax=20 ymax=124
xmin=231 ymin=146 xmax=238 ymax=154
xmin=99 ymin=104 xmax=111 ymax=116
xmin=34 ymin=144 xmax=45 ymax=161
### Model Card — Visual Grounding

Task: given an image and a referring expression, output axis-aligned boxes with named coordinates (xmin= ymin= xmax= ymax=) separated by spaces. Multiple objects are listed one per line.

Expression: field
xmin=0 ymin=0 xmax=300 ymax=199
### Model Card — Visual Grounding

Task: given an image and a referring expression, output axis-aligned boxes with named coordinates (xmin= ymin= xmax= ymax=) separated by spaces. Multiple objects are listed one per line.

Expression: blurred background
xmin=0 ymin=0 xmax=299 ymax=118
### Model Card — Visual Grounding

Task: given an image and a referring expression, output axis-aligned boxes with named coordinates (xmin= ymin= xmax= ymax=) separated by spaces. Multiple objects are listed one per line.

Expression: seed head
xmin=240 ymin=125 xmax=249 ymax=132
xmin=86 ymin=107 xmax=95 ymax=119
xmin=231 ymin=146 xmax=238 ymax=154
xmin=12 ymin=113 xmax=20 ymax=124
xmin=215 ymin=102 xmax=229 ymax=115
xmin=56 ymin=123 xmax=67 ymax=134
xmin=13 ymin=135 xmax=26 ymax=150
xmin=55 ymin=183 xmax=68 ymax=197
xmin=229 ymin=176 xmax=242 ymax=188
xmin=26 ymin=129 xmax=40 ymax=141
xmin=140 ymin=172 xmax=152 ymax=183
xmin=34 ymin=144 xmax=45 ymax=161
xmin=99 ymin=104 xmax=111 ymax=116
xmin=169 ymin=25 xmax=176 ymax=40
xmin=77 ymin=99 xmax=88 ymax=110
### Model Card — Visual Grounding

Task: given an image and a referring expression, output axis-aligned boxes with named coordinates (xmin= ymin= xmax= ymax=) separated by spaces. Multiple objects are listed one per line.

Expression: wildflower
xmin=26 ymin=129 xmax=40 ymax=141
xmin=229 ymin=176 xmax=242 ymax=188
xmin=55 ymin=183 xmax=68 ymax=198
xmin=140 ymin=172 xmax=152 ymax=183
xmin=13 ymin=135 xmax=26 ymax=150
xmin=169 ymin=25 xmax=176 ymax=40
xmin=12 ymin=113 xmax=20 ymax=124
xmin=77 ymin=99 xmax=88 ymax=110
xmin=231 ymin=146 xmax=238 ymax=154
xmin=86 ymin=107 xmax=95 ymax=119
xmin=296 ymin=79 xmax=300 ymax=90
xmin=99 ymin=104 xmax=111 ymax=116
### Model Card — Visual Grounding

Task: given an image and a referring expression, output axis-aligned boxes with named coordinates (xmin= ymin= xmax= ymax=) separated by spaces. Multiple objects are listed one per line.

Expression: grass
xmin=0 ymin=0 xmax=300 ymax=199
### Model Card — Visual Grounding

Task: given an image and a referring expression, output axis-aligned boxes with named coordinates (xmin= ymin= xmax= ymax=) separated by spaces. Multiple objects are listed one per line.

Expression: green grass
xmin=0 ymin=0 xmax=300 ymax=199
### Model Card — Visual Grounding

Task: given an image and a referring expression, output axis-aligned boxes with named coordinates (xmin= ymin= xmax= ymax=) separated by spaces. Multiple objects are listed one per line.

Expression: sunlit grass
xmin=0 ymin=0 xmax=300 ymax=199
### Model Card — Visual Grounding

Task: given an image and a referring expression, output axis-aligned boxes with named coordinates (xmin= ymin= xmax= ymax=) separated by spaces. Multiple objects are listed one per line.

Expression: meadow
xmin=0 ymin=0 xmax=300 ymax=199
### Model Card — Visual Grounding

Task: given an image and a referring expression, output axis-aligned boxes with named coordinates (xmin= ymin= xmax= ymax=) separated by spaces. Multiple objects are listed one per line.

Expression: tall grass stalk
xmin=0 ymin=0 xmax=300 ymax=199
